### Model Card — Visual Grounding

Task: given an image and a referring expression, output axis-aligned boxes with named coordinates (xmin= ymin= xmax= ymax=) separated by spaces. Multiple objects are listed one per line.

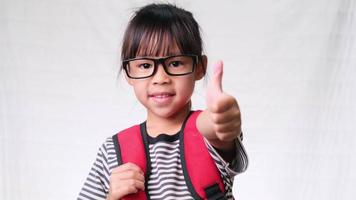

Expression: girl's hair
xmin=120 ymin=3 xmax=204 ymax=72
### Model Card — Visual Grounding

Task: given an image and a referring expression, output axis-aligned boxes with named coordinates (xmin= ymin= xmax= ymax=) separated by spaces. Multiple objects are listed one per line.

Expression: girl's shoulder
xmin=96 ymin=137 xmax=119 ymax=169
xmin=99 ymin=136 xmax=115 ymax=152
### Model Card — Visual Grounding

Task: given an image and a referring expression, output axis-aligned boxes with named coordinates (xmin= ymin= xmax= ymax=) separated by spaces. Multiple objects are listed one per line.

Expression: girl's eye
xmin=169 ymin=61 xmax=183 ymax=67
xmin=139 ymin=63 xmax=152 ymax=69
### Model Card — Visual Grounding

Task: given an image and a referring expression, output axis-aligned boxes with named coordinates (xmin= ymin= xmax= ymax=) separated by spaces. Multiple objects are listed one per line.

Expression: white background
xmin=1 ymin=0 xmax=355 ymax=199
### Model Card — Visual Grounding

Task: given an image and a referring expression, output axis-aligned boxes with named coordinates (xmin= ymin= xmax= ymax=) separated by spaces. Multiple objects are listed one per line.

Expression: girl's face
xmin=126 ymin=44 xmax=206 ymax=119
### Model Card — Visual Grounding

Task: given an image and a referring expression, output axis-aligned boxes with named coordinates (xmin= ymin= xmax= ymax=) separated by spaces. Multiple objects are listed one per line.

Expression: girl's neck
xmin=146 ymin=103 xmax=191 ymax=137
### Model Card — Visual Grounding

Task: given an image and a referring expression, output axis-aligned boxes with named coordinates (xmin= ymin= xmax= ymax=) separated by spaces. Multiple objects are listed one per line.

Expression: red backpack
xmin=112 ymin=110 xmax=227 ymax=200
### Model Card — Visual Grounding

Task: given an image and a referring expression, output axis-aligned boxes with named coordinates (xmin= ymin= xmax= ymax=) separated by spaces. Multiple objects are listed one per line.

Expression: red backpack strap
xmin=112 ymin=124 xmax=149 ymax=200
xmin=180 ymin=110 xmax=226 ymax=200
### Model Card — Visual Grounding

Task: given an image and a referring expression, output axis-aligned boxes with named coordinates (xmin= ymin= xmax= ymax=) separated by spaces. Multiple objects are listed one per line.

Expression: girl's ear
xmin=195 ymin=55 xmax=207 ymax=80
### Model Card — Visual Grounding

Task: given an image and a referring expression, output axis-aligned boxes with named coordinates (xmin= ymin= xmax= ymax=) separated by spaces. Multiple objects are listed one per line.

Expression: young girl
xmin=78 ymin=3 xmax=248 ymax=200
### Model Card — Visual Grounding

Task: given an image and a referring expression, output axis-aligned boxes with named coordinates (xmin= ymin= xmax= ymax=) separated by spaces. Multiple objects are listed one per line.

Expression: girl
xmin=78 ymin=3 xmax=248 ymax=200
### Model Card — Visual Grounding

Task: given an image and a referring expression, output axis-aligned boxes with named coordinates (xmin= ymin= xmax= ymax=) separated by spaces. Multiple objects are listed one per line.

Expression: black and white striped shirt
xmin=78 ymin=131 xmax=248 ymax=200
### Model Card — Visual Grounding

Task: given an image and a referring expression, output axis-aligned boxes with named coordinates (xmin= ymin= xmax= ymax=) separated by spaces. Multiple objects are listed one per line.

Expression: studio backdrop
xmin=1 ymin=0 xmax=355 ymax=199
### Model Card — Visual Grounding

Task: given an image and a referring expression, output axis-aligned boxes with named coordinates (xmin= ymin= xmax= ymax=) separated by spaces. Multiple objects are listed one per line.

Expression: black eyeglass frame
xmin=122 ymin=54 xmax=199 ymax=79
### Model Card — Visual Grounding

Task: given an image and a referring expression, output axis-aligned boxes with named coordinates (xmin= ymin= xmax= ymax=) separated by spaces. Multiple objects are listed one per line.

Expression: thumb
xmin=211 ymin=60 xmax=224 ymax=93
xmin=207 ymin=60 xmax=224 ymax=105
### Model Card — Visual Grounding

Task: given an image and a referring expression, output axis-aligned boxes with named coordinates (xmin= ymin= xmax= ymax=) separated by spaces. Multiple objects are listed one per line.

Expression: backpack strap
xmin=112 ymin=110 xmax=226 ymax=200
xmin=112 ymin=124 xmax=149 ymax=200
xmin=180 ymin=110 xmax=227 ymax=200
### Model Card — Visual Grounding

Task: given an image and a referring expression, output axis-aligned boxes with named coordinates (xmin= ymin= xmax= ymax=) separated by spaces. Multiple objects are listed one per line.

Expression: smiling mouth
xmin=148 ymin=92 xmax=175 ymax=103
xmin=149 ymin=93 xmax=174 ymax=98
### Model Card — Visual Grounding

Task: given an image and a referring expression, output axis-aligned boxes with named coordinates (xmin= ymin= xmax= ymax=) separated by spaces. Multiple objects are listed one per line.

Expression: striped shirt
xmin=78 ymin=130 xmax=248 ymax=200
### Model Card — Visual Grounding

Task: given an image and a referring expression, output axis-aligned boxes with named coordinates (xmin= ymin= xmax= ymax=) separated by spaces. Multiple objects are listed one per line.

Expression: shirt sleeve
xmin=78 ymin=138 xmax=117 ymax=200
xmin=204 ymin=136 xmax=249 ymax=178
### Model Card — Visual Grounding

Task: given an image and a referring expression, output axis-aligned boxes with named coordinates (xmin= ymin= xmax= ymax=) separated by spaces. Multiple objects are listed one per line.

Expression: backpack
xmin=112 ymin=110 xmax=227 ymax=200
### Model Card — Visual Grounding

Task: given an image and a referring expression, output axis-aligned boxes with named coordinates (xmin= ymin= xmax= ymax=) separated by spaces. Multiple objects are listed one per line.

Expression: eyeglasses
xmin=123 ymin=54 xmax=198 ymax=79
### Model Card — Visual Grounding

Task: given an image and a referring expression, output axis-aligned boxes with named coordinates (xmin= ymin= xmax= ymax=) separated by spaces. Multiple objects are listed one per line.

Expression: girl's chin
xmin=148 ymin=108 xmax=179 ymax=118
xmin=147 ymin=104 xmax=190 ymax=119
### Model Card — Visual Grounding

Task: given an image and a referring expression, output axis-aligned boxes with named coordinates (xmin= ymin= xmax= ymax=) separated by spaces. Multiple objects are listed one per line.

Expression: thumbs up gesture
xmin=198 ymin=61 xmax=241 ymax=150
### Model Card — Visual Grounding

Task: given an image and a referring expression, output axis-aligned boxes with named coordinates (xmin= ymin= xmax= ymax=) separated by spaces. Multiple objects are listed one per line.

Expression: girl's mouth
xmin=149 ymin=92 xmax=175 ymax=104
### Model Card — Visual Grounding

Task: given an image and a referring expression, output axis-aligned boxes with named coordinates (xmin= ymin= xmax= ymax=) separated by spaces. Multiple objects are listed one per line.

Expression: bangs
xmin=136 ymin=28 xmax=181 ymax=57
xmin=121 ymin=21 xmax=196 ymax=60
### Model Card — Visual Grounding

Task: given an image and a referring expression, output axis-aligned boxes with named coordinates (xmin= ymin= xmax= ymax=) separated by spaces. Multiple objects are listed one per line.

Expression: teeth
xmin=155 ymin=94 xmax=170 ymax=98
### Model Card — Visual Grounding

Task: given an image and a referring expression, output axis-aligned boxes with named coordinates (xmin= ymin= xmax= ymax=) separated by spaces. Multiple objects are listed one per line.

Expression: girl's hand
xmin=107 ymin=163 xmax=145 ymax=200
xmin=207 ymin=60 xmax=241 ymax=142
xmin=198 ymin=60 xmax=241 ymax=151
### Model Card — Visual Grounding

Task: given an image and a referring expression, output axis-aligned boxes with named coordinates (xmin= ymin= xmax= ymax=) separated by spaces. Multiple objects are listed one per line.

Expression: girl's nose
xmin=152 ymin=64 xmax=171 ymax=84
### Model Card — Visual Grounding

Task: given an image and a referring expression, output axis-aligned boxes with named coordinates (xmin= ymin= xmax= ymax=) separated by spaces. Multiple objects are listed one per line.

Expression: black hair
xmin=120 ymin=3 xmax=204 ymax=72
